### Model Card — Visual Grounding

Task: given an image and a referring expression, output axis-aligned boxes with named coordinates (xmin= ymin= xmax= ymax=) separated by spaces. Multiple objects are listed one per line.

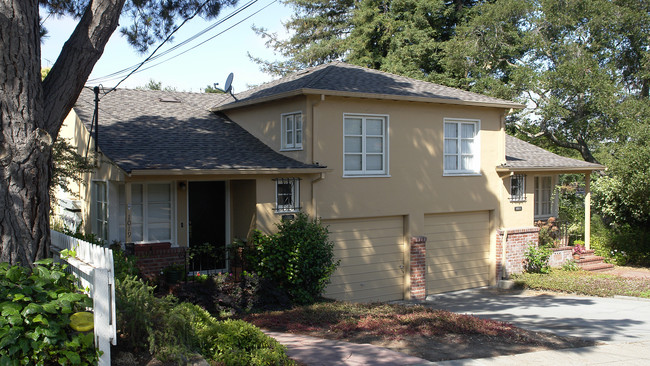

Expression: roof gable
xmin=212 ymin=62 xmax=525 ymax=110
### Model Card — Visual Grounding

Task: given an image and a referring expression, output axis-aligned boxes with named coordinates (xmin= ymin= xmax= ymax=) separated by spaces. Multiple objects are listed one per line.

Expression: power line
xmin=88 ymin=0 xmax=270 ymax=87
xmin=88 ymin=0 xmax=259 ymax=84
xmin=102 ymin=0 xmax=217 ymax=96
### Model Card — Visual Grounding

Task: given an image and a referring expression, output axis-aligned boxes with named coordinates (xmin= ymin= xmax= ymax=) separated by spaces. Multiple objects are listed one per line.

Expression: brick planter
xmin=133 ymin=243 xmax=187 ymax=279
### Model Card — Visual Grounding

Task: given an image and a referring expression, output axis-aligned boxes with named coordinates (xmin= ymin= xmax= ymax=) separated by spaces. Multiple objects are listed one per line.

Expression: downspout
xmin=310 ymin=95 xmax=325 ymax=218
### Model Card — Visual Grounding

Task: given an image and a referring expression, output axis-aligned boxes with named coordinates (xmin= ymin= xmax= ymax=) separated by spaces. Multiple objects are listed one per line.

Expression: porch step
xmin=579 ymin=262 xmax=615 ymax=272
xmin=576 ymin=253 xmax=614 ymax=272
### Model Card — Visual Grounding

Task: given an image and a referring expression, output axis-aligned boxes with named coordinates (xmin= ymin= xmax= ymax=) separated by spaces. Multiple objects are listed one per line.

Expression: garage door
xmin=424 ymin=211 xmax=490 ymax=294
xmin=322 ymin=216 xmax=404 ymax=302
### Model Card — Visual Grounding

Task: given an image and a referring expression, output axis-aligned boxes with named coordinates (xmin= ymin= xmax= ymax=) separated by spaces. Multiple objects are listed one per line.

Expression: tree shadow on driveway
xmin=421 ymin=289 xmax=650 ymax=343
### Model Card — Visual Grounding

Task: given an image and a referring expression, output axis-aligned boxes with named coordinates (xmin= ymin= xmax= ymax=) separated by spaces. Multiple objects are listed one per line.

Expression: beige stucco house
xmin=56 ymin=62 xmax=603 ymax=302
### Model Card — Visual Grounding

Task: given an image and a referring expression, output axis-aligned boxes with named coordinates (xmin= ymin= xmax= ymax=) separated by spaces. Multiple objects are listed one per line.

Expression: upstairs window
xmin=510 ymin=174 xmax=526 ymax=202
xmin=275 ymin=178 xmax=300 ymax=213
xmin=281 ymin=112 xmax=302 ymax=150
xmin=343 ymin=114 xmax=389 ymax=176
xmin=444 ymin=119 xmax=480 ymax=175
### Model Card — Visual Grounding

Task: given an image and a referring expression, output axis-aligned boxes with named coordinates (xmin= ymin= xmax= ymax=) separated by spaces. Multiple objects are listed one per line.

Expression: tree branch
xmin=42 ymin=0 xmax=127 ymax=139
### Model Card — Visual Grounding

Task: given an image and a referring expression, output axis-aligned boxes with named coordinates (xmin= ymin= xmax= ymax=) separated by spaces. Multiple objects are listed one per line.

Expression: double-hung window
xmin=444 ymin=119 xmax=480 ymax=175
xmin=119 ymin=183 xmax=173 ymax=243
xmin=281 ymin=112 xmax=302 ymax=150
xmin=275 ymin=178 xmax=300 ymax=213
xmin=92 ymin=181 xmax=108 ymax=241
xmin=343 ymin=114 xmax=388 ymax=176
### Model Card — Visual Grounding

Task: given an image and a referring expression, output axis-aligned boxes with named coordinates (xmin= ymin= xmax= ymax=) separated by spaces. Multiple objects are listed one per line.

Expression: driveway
xmin=424 ymin=288 xmax=650 ymax=343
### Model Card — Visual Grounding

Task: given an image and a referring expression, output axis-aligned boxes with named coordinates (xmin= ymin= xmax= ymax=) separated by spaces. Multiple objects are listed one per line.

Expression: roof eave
xmin=496 ymin=165 xmax=605 ymax=173
xmin=212 ymin=88 xmax=525 ymax=111
xmin=127 ymin=167 xmax=331 ymax=176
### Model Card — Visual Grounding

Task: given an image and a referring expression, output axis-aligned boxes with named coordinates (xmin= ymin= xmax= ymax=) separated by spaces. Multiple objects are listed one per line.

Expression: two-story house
xmin=55 ymin=62 xmax=603 ymax=302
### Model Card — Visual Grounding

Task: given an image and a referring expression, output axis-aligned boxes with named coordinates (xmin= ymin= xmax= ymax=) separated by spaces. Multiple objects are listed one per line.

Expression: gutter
xmin=127 ymin=167 xmax=332 ymax=176
xmin=496 ymin=165 xmax=605 ymax=173
xmin=212 ymin=88 xmax=526 ymax=112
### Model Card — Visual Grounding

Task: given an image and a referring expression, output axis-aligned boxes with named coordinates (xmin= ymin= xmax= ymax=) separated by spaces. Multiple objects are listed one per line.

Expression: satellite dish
xmin=224 ymin=72 xmax=234 ymax=94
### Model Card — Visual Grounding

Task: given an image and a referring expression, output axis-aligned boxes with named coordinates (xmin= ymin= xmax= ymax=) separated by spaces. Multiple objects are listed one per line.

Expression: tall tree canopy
xmin=1 ymin=0 xmax=235 ymax=266
xmin=252 ymin=0 xmax=478 ymax=78
xmin=254 ymin=0 xmax=649 ymax=163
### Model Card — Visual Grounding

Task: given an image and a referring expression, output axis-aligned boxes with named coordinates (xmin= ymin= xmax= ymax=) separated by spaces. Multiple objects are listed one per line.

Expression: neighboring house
xmin=56 ymin=62 xmax=604 ymax=302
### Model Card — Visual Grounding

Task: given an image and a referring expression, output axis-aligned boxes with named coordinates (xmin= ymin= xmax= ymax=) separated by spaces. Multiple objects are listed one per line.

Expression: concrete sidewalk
xmin=431 ymin=341 xmax=650 ymax=365
xmin=268 ymin=332 xmax=650 ymax=366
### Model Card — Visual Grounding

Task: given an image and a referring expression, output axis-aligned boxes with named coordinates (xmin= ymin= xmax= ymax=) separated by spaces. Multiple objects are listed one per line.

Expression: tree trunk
xmin=0 ymin=0 xmax=51 ymax=266
xmin=1 ymin=0 xmax=125 ymax=266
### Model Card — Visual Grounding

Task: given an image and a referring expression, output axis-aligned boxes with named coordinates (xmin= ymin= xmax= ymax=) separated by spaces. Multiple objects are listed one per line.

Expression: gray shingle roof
xmin=73 ymin=88 xmax=323 ymax=173
xmin=212 ymin=62 xmax=524 ymax=110
xmin=503 ymin=135 xmax=604 ymax=171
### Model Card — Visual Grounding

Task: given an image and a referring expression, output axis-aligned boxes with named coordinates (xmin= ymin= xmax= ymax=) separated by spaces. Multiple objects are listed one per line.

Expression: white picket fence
xmin=50 ymin=230 xmax=116 ymax=366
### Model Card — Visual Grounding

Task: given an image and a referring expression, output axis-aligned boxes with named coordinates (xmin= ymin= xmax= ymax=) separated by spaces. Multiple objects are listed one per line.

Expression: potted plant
xmin=572 ymin=244 xmax=586 ymax=260
xmin=163 ymin=263 xmax=185 ymax=284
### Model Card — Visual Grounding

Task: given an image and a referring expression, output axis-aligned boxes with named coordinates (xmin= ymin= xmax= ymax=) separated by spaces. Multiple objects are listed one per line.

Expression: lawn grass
xmin=512 ymin=269 xmax=650 ymax=298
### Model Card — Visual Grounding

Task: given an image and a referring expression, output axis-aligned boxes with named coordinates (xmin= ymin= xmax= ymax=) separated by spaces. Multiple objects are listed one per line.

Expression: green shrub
xmin=561 ymin=259 xmax=581 ymax=271
xmin=524 ymin=243 xmax=552 ymax=274
xmin=175 ymin=303 xmax=295 ymax=365
xmin=247 ymin=213 xmax=340 ymax=305
xmin=116 ymin=275 xmax=197 ymax=362
xmin=0 ymin=259 xmax=99 ymax=365
xmin=112 ymin=247 xmax=139 ymax=282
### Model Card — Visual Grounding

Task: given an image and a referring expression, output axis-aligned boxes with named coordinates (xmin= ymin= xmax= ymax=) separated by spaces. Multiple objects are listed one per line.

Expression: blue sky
xmin=40 ymin=0 xmax=290 ymax=93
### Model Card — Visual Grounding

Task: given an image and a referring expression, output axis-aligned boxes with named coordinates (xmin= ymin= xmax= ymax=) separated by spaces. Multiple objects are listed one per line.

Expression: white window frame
xmin=343 ymin=113 xmax=390 ymax=177
xmin=443 ymin=118 xmax=481 ymax=176
xmin=281 ymin=112 xmax=303 ymax=151
xmin=92 ymin=180 xmax=108 ymax=242
xmin=119 ymin=182 xmax=176 ymax=244
xmin=534 ymin=176 xmax=553 ymax=219
xmin=510 ymin=174 xmax=527 ymax=202
xmin=274 ymin=178 xmax=301 ymax=213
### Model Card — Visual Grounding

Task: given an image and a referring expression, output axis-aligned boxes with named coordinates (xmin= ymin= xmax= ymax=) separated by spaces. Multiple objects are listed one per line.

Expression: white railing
xmin=50 ymin=230 xmax=116 ymax=366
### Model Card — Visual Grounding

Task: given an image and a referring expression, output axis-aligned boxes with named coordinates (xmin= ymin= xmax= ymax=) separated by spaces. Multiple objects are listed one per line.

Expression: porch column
xmin=125 ymin=182 xmax=132 ymax=244
xmin=584 ymin=173 xmax=591 ymax=250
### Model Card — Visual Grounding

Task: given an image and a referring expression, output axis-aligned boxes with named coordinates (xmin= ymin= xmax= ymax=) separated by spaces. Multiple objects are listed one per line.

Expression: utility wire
xmin=91 ymin=0 xmax=276 ymax=85
xmin=102 ymin=0 xmax=215 ymax=96
xmin=88 ymin=0 xmax=264 ymax=86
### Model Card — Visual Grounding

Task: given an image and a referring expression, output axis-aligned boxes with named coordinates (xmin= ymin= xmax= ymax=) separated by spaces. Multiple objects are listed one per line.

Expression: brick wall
xmin=410 ymin=236 xmax=427 ymax=300
xmin=496 ymin=227 xmax=540 ymax=279
xmin=132 ymin=243 xmax=187 ymax=279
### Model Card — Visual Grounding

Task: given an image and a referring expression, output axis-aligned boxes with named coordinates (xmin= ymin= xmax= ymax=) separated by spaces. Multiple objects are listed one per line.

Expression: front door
xmin=188 ymin=181 xmax=227 ymax=273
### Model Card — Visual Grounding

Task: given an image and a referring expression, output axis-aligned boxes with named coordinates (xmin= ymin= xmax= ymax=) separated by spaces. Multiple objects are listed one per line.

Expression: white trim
xmin=342 ymin=113 xmax=390 ymax=177
xmin=281 ymin=111 xmax=303 ymax=151
xmin=443 ymin=118 xmax=481 ymax=176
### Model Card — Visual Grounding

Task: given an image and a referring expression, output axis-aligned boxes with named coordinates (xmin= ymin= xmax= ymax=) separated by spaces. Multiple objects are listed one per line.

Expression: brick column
xmin=410 ymin=236 xmax=427 ymax=300
xmin=496 ymin=227 xmax=540 ymax=279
